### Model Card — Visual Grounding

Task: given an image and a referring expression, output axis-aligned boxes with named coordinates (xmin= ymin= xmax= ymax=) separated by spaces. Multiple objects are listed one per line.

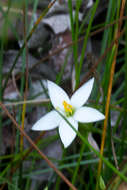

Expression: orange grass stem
xmin=96 ymin=1 xmax=126 ymax=189
xmin=20 ymin=2 xmax=28 ymax=152
xmin=79 ymin=28 xmax=125 ymax=86
xmin=20 ymin=0 xmax=57 ymax=154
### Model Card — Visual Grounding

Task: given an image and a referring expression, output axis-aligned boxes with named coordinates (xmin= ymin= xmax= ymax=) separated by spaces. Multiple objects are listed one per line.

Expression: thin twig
xmin=12 ymin=71 xmax=21 ymax=98
xmin=79 ymin=28 xmax=125 ymax=87
xmin=30 ymin=15 xmax=127 ymax=71
xmin=4 ymin=16 xmax=127 ymax=91
xmin=4 ymin=98 xmax=49 ymax=107
xmin=0 ymin=102 xmax=77 ymax=190
xmin=111 ymin=132 xmax=119 ymax=170
xmin=11 ymin=131 xmax=46 ymax=174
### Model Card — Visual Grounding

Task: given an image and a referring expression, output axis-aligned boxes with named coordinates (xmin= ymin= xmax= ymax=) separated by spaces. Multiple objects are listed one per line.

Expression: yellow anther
xmin=62 ymin=100 xmax=73 ymax=114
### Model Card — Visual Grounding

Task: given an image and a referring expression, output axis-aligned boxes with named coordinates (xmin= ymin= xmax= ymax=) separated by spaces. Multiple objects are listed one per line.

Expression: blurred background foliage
xmin=0 ymin=0 xmax=127 ymax=189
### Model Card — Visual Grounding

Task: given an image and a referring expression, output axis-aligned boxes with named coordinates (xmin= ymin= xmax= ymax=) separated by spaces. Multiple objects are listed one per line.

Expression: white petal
xmin=74 ymin=106 xmax=105 ymax=123
xmin=47 ymin=80 xmax=70 ymax=110
xmin=88 ymin=133 xmax=99 ymax=151
xmin=71 ymin=78 xmax=94 ymax=108
xmin=32 ymin=110 xmax=62 ymax=131
xmin=59 ymin=117 xmax=78 ymax=148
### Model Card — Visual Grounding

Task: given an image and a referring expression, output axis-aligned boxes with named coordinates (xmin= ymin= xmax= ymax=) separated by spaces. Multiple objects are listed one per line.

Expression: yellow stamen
xmin=62 ymin=100 xmax=73 ymax=114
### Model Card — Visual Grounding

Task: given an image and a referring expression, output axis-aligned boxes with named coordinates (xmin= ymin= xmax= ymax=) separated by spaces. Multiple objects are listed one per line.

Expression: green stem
xmin=76 ymin=0 xmax=99 ymax=88
xmin=71 ymin=142 xmax=86 ymax=187
xmin=56 ymin=110 xmax=127 ymax=182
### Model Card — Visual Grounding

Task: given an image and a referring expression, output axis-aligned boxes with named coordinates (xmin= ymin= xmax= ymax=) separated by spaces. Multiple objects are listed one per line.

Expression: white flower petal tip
xmin=88 ymin=133 xmax=99 ymax=151
xmin=59 ymin=117 xmax=78 ymax=148
xmin=74 ymin=107 xmax=105 ymax=123
xmin=71 ymin=78 xmax=94 ymax=108
xmin=47 ymin=80 xmax=70 ymax=110
xmin=32 ymin=110 xmax=62 ymax=131
xmin=32 ymin=79 xmax=105 ymax=148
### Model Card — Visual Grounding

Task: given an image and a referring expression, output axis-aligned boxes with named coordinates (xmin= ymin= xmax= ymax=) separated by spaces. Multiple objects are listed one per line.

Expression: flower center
xmin=62 ymin=100 xmax=73 ymax=116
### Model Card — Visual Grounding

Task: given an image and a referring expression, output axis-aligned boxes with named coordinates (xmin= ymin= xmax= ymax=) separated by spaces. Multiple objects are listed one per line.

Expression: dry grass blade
xmin=96 ymin=1 xmax=126 ymax=189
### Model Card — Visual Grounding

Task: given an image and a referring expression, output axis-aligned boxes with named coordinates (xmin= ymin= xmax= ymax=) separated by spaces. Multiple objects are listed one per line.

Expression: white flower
xmin=32 ymin=78 xmax=105 ymax=148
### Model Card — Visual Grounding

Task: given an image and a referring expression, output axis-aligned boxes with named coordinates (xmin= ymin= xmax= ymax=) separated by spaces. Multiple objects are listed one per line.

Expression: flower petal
xmin=88 ymin=133 xmax=99 ymax=151
xmin=32 ymin=110 xmax=62 ymax=131
xmin=59 ymin=117 xmax=78 ymax=148
xmin=74 ymin=106 xmax=105 ymax=123
xmin=48 ymin=80 xmax=70 ymax=110
xmin=71 ymin=78 xmax=94 ymax=108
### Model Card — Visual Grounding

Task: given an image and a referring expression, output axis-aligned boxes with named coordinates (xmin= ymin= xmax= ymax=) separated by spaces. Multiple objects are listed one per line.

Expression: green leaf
xmin=99 ymin=176 xmax=106 ymax=190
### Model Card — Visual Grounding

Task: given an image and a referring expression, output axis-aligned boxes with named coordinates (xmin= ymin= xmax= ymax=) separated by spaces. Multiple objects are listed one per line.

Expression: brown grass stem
xmin=0 ymin=102 xmax=77 ymax=190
